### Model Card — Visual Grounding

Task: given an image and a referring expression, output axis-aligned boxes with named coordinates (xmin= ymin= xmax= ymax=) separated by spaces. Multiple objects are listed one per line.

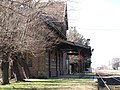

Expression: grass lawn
xmin=0 ymin=78 xmax=98 ymax=90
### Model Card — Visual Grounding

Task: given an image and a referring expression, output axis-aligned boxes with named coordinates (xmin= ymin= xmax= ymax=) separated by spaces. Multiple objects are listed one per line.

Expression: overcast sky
xmin=68 ymin=0 xmax=120 ymax=68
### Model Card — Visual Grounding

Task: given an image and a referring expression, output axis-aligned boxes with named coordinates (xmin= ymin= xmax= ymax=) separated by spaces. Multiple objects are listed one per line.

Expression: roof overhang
xmin=57 ymin=39 xmax=92 ymax=57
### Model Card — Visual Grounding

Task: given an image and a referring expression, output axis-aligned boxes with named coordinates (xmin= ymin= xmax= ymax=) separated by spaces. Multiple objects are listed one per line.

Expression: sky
xmin=68 ymin=0 xmax=120 ymax=68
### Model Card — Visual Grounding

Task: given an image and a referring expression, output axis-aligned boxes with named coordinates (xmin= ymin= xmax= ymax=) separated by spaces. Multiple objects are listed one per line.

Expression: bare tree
xmin=67 ymin=27 xmax=87 ymax=45
xmin=0 ymin=0 xmax=59 ymax=84
xmin=111 ymin=58 xmax=120 ymax=70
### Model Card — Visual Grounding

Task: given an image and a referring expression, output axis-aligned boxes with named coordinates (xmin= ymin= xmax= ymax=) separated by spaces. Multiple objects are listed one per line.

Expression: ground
xmin=0 ymin=73 xmax=98 ymax=90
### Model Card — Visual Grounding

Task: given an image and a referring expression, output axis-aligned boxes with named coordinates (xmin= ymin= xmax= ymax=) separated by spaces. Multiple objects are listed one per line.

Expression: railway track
xmin=97 ymin=73 xmax=111 ymax=90
xmin=96 ymin=70 xmax=120 ymax=90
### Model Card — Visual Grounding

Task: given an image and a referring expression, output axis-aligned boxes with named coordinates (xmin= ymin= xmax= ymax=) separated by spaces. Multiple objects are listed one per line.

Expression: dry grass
xmin=96 ymin=70 xmax=120 ymax=76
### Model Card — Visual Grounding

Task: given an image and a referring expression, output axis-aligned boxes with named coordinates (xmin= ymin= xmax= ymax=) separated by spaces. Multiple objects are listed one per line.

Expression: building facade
xmin=0 ymin=1 xmax=92 ymax=79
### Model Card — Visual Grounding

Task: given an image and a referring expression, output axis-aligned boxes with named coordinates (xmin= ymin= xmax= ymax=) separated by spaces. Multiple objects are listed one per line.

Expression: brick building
xmin=0 ymin=1 xmax=92 ymax=78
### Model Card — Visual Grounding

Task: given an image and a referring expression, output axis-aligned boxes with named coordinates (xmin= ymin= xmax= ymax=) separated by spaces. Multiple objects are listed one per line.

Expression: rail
xmin=113 ymin=77 xmax=120 ymax=83
xmin=97 ymin=73 xmax=111 ymax=90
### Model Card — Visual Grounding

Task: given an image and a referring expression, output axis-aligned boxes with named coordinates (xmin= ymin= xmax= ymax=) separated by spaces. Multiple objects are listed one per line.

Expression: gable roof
xmin=41 ymin=15 xmax=66 ymax=39
xmin=40 ymin=1 xmax=68 ymax=39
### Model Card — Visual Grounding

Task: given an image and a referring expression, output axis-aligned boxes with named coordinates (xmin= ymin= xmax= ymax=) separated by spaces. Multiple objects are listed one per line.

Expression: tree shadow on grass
xmin=1 ymin=80 xmax=61 ymax=90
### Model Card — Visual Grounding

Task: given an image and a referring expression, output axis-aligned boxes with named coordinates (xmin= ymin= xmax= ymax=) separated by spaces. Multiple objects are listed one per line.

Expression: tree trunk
xmin=12 ymin=60 xmax=24 ymax=82
xmin=1 ymin=53 xmax=9 ymax=85
xmin=11 ymin=51 xmax=31 ymax=80
xmin=18 ymin=59 xmax=31 ymax=79
xmin=22 ymin=65 xmax=31 ymax=79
